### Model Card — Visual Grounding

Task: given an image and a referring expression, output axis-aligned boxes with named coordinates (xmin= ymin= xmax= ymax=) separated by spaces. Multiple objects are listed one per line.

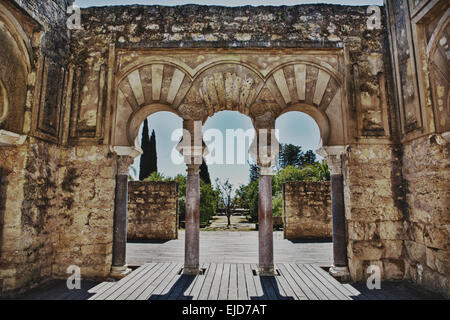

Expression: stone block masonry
xmin=128 ymin=182 xmax=178 ymax=241
xmin=283 ymin=181 xmax=332 ymax=240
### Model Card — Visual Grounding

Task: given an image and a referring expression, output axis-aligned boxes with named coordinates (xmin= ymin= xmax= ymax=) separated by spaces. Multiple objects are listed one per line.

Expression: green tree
xmin=249 ymin=161 xmax=260 ymax=182
xmin=139 ymin=119 xmax=158 ymax=180
xmin=200 ymin=159 xmax=212 ymax=185
xmin=216 ymin=179 xmax=234 ymax=227
xmin=279 ymin=144 xmax=303 ymax=169
xmin=301 ymin=150 xmax=317 ymax=167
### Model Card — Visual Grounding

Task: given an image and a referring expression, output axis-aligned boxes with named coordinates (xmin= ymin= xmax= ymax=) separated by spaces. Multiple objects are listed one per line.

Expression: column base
xmin=109 ymin=265 xmax=132 ymax=280
xmin=183 ymin=267 xmax=202 ymax=276
xmin=258 ymin=266 xmax=277 ymax=277
xmin=329 ymin=266 xmax=350 ymax=282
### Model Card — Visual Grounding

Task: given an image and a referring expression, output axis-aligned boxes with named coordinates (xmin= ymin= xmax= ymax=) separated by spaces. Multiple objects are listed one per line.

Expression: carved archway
xmin=113 ymin=54 xmax=345 ymax=148
xmin=427 ymin=10 xmax=450 ymax=133
xmin=0 ymin=2 xmax=33 ymax=134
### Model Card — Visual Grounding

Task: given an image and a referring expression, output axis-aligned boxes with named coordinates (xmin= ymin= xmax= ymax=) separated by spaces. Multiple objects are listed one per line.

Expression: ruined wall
xmin=283 ymin=181 xmax=332 ymax=240
xmin=386 ymin=0 xmax=449 ymax=297
xmin=0 ymin=0 xmax=74 ymax=295
xmin=402 ymin=135 xmax=449 ymax=298
xmin=0 ymin=139 xmax=59 ymax=293
xmin=344 ymin=144 xmax=407 ymax=282
xmin=51 ymin=146 xmax=117 ymax=280
xmin=128 ymin=182 xmax=178 ymax=241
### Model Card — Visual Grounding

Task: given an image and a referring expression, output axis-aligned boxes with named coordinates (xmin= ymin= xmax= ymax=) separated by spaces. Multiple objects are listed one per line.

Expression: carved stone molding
xmin=317 ymin=145 xmax=346 ymax=176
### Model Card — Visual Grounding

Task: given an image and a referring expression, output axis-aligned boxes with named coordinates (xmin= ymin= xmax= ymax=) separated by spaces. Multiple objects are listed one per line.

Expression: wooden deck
xmin=127 ymin=231 xmax=333 ymax=266
xmin=87 ymin=263 xmax=437 ymax=301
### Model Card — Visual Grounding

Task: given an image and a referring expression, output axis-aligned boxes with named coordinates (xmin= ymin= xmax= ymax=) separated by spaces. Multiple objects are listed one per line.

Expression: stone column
xmin=177 ymin=120 xmax=208 ymax=275
xmin=317 ymin=146 xmax=350 ymax=280
xmin=110 ymin=154 xmax=135 ymax=279
xmin=250 ymin=126 xmax=279 ymax=276
xmin=184 ymin=164 xmax=201 ymax=274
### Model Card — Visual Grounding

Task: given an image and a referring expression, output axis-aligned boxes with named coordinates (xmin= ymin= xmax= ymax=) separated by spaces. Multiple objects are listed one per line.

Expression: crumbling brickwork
xmin=283 ymin=181 xmax=332 ymax=240
xmin=128 ymin=182 xmax=178 ymax=241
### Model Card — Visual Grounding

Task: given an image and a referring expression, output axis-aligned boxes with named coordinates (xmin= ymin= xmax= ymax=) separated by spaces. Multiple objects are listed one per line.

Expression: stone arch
xmin=113 ymin=63 xmax=191 ymax=146
xmin=126 ymin=104 xmax=182 ymax=147
xmin=0 ymin=80 xmax=8 ymax=125
xmin=262 ymin=61 xmax=344 ymax=146
xmin=0 ymin=2 xmax=33 ymax=133
xmin=278 ymin=104 xmax=331 ymax=147
xmin=426 ymin=10 xmax=450 ymax=133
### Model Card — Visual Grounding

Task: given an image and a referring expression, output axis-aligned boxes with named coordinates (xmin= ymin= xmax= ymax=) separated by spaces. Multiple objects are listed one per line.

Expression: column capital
xmin=316 ymin=146 xmax=347 ymax=175
xmin=249 ymin=127 xmax=280 ymax=175
xmin=116 ymin=155 xmax=135 ymax=176
xmin=176 ymin=120 xmax=209 ymax=165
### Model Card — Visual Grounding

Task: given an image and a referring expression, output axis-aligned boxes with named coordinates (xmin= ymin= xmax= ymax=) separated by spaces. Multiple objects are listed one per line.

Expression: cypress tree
xmin=199 ymin=160 xmax=211 ymax=185
xmin=139 ymin=119 xmax=151 ymax=181
xmin=149 ymin=129 xmax=158 ymax=175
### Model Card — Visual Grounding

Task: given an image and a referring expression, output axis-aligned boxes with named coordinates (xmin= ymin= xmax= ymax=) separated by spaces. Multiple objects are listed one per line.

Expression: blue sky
xmin=131 ymin=111 xmax=322 ymax=188
xmin=76 ymin=0 xmax=383 ymax=7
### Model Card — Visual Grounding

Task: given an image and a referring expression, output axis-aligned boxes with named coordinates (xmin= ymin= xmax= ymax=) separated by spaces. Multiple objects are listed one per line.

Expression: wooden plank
xmin=273 ymin=264 xmax=300 ymax=300
xmin=189 ymin=263 xmax=210 ymax=300
xmin=127 ymin=262 xmax=174 ymax=300
xmin=150 ymin=264 xmax=183 ymax=300
xmin=208 ymin=263 xmax=223 ymax=301
xmin=166 ymin=273 xmax=196 ymax=300
xmin=180 ymin=264 xmax=205 ymax=301
xmin=309 ymin=264 xmax=364 ymax=299
xmin=303 ymin=264 xmax=350 ymax=300
xmin=286 ymin=263 xmax=327 ymax=300
xmin=237 ymin=264 xmax=248 ymax=300
xmin=218 ymin=264 xmax=230 ymax=300
xmin=228 ymin=264 xmax=238 ymax=300
xmin=198 ymin=263 xmax=217 ymax=300
xmin=90 ymin=263 xmax=156 ymax=300
xmin=116 ymin=263 xmax=168 ymax=300
xmin=259 ymin=277 xmax=278 ymax=300
xmin=250 ymin=264 xmax=264 ymax=300
xmin=106 ymin=264 xmax=161 ymax=300
xmin=297 ymin=264 xmax=340 ymax=300
xmin=276 ymin=264 xmax=309 ymax=300
xmin=243 ymin=264 xmax=258 ymax=300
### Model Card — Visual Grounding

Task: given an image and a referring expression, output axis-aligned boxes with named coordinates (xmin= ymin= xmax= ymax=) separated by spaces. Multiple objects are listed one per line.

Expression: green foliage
xmin=272 ymin=192 xmax=284 ymax=217
xmin=152 ymin=173 xmax=219 ymax=227
xmin=235 ymin=180 xmax=259 ymax=222
xmin=279 ymin=144 xmax=303 ymax=168
xmin=200 ymin=181 xmax=220 ymax=225
xmin=143 ymin=172 xmax=170 ymax=182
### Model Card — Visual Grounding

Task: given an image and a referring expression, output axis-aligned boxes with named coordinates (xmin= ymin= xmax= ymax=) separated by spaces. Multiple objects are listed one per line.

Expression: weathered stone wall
xmin=51 ymin=145 xmax=117 ymax=280
xmin=0 ymin=139 xmax=59 ymax=294
xmin=128 ymin=182 xmax=178 ymax=241
xmin=283 ymin=181 xmax=332 ymax=240
xmin=385 ymin=0 xmax=449 ymax=298
xmin=344 ymin=143 xmax=407 ymax=282
xmin=402 ymin=135 xmax=449 ymax=297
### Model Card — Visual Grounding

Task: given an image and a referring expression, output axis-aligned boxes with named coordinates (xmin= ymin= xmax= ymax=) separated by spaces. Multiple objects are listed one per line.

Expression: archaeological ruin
xmin=0 ymin=0 xmax=448 ymax=299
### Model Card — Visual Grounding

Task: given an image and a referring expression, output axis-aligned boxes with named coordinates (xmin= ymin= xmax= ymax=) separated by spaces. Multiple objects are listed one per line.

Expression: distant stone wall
xmin=128 ymin=182 xmax=178 ymax=241
xmin=283 ymin=181 xmax=332 ymax=240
